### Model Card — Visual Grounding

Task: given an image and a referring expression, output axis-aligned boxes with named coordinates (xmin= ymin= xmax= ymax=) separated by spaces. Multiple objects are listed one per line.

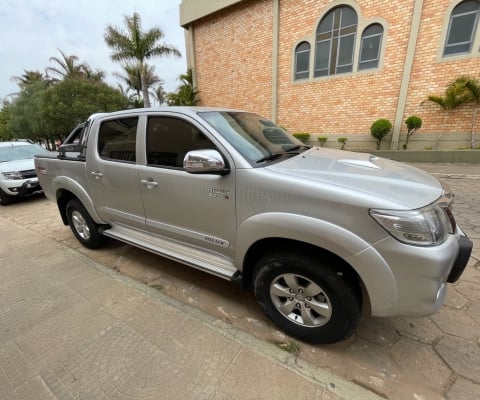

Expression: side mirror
xmin=183 ymin=149 xmax=229 ymax=175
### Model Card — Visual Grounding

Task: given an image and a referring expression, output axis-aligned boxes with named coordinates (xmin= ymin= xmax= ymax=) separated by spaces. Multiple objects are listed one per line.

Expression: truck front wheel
xmin=65 ymin=199 xmax=106 ymax=249
xmin=253 ymin=251 xmax=361 ymax=344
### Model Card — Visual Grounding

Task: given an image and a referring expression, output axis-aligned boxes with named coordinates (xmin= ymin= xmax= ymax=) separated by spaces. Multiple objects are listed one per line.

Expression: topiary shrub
xmin=317 ymin=136 xmax=328 ymax=147
xmin=338 ymin=137 xmax=347 ymax=150
xmin=403 ymin=116 xmax=422 ymax=150
xmin=370 ymin=119 xmax=392 ymax=150
xmin=293 ymin=132 xmax=311 ymax=143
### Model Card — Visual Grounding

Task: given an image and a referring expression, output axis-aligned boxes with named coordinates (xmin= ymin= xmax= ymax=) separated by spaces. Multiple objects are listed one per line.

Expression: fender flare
xmin=236 ymin=212 xmax=399 ymax=315
xmin=53 ymin=176 xmax=104 ymax=224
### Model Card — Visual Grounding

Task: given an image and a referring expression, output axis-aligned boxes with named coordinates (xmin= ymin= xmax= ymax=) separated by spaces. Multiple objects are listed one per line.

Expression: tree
xmin=463 ymin=76 xmax=480 ymax=149
xmin=7 ymin=80 xmax=49 ymax=144
xmin=11 ymin=70 xmax=49 ymax=91
xmin=42 ymin=78 xmax=129 ymax=143
xmin=403 ymin=116 xmax=422 ymax=150
xmin=424 ymin=76 xmax=470 ymax=149
xmin=167 ymin=69 xmax=200 ymax=106
xmin=104 ymin=12 xmax=181 ymax=107
xmin=114 ymin=62 xmax=161 ymax=107
xmin=0 ymin=100 xmax=14 ymax=141
xmin=152 ymin=80 xmax=167 ymax=106
xmin=46 ymin=49 xmax=87 ymax=80
xmin=370 ymin=119 xmax=392 ymax=150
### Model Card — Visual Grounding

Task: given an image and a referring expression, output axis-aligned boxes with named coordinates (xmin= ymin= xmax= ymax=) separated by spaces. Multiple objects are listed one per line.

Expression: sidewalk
xmin=0 ymin=220 xmax=379 ymax=400
xmin=1 ymin=162 xmax=479 ymax=399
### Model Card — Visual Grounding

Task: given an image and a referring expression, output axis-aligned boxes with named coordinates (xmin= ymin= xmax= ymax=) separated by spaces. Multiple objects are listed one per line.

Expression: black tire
xmin=253 ymin=251 xmax=361 ymax=344
xmin=0 ymin=189 xmax=15 ymax=206
xmin=65 ymin=199 xmax=106 ymax=249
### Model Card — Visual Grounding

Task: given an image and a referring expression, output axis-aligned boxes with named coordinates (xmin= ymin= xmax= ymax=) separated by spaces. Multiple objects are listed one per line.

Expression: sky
xmin=0 ymin=0 xmax=187 ymax=102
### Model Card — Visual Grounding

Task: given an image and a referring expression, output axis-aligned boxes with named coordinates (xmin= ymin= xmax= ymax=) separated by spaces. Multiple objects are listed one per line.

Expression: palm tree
xmin=167 ymin=69 xmax=200 ymax=106
xmin=11 ymin=70 xmax=48 ymax=90
xmin=424 ymin=77 xmax=470 ymax=149
xmin=46 ymin=49 xmax=86 ymax=80
xmin=104 ymin=12 xmax=181 ymax=107
xmin=153 ymin=82 xmax=168 ymax=106
xmin=463 ymin=76 xmax=480 ymax=149
xmin=114 ymin=62 xmax=161 ymax=107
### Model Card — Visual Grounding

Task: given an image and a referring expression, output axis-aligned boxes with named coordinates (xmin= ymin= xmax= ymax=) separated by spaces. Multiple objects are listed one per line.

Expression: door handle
xmin=90 ymin=171 xmax=103 ymax=178
xmin=141 ymin=179 xmax=159 ymax=187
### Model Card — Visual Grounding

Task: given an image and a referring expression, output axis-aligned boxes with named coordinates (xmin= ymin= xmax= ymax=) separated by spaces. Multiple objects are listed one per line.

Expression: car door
xmin=138 ymin=114 xmax=236 ymax=258
xmin=86 ymin=115 xmax=146 ymax=230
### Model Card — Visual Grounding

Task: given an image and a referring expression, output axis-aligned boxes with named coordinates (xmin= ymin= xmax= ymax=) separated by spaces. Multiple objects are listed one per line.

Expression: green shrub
xmin=370 ymin=119 xmax=392 ymax=150
xmin=403 ymin=116 xmax=422 ymax=150
xmin=292 ymin=132 xmax=311 ymax=143
xmin=317 ymin=136 xmax=328 ymax=146
xmin=338 ymin=137 xmax=347 ymax=150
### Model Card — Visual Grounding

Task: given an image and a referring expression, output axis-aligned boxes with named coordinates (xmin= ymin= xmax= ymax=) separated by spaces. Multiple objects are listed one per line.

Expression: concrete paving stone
xmin=454 ymin=280 xmax=480 ymax=303
xmin=390 ymin=337 xmax=453 ymax=392
xmin=442 ymin=287 xmax=468 ymax=309
xmin=23 ymin=301 xmax=115 ymax=365
xmin=459 ymin=265 xmax=480 ymax=283
xmin=48 ymin=322 xmax=160 ymax=399
xmin=435 ymin=336 xmax=480 ymax=383
xmin=355 ymin=317 xmax=399 ymax=346
xmin=343 ymin=339 xmax=401 ymax=397
xmin=430 ymin=307 xmax=479 ymax=341
xmin=466 ymin=302 xmax=480 ymax=322
xmin=447 ymin=376 xmax=480 ymax=400
xmin=218 ymin=348 xmax=342 ymax=400
xmin=387 ymin=377 xmax=449 ymax=400
xmin=391 ymin=317 xmax=443 ymax=345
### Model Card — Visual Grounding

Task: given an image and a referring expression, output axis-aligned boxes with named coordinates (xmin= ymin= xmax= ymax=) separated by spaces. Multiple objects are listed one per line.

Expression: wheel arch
xmin=53 ymin=177 xmax=103 ymax=225
xmin=237 ymin=212 xmax=399 ymax=316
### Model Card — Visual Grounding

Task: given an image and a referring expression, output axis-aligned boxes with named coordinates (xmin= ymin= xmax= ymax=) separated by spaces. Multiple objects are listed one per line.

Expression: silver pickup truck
xmin=34 ymin=107 xmax=472 ymax=344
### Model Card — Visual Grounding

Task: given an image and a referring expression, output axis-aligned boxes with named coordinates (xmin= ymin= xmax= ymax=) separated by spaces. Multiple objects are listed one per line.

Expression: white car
xmin=0 ymin=141 xmax=51 ymax=205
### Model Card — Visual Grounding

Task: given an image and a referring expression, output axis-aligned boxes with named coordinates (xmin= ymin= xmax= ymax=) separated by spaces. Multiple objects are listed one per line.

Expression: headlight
xmin=370 ymin=204 xmax=451 ymax=246
xmin=1 ymin=171 xmax=23 ymax=180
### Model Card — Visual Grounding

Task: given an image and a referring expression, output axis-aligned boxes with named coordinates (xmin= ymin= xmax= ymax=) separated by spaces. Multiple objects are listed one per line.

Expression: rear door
xmin=138 ymin=113 xmax=236 ymax=258
xmin=86 ymin=115 xmax=146 ymax=230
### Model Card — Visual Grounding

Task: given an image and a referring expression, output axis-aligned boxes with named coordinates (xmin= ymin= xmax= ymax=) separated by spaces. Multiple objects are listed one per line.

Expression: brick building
xmin=179 ymin=0 xmax=480 ymax=150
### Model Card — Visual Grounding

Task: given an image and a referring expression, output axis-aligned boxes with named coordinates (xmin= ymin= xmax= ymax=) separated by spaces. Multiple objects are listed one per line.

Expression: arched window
xmin=444 ymin=0 xmax=480 ymax=56
xmin=294 ymin=42 xmax=311 ymax=80
xmin=359 ymin=24 xmax=384 ymax=70
xmin=314 ymin=6 xmax=357 ymax=77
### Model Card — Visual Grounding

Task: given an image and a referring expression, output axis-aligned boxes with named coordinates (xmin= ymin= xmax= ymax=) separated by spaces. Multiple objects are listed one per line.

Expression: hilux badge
xmin=208 ymin=187 xmax=230 ymax=200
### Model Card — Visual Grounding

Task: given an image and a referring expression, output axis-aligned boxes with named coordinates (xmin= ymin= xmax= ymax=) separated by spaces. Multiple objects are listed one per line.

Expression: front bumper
xmin=447 ymin=234 xmax=473 ymax=283
xmin=2 ymin=179 xmax=42 ymax=198
xmin=356 ymin=226 xmax=473 ymax=318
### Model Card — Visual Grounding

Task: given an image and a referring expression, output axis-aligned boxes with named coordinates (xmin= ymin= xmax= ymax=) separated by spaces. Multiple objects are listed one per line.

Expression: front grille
xmin=21 ymin=169 xmax=37 ymax=179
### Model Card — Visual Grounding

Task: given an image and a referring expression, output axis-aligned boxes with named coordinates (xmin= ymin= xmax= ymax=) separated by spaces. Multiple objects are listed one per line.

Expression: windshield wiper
xmin=256 ymin=145 xmax=311 ymax=163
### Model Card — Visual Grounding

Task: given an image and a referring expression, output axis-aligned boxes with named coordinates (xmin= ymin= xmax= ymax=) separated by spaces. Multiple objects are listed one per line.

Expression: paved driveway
xmin=1 ymin=163 xmax=479 ymax=400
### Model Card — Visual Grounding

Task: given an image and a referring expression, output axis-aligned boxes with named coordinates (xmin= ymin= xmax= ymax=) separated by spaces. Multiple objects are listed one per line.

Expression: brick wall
xmin=189 ymin=0 xmax=479 ymax=146
xmin=192 ymin=0 xmax=274 ymax=117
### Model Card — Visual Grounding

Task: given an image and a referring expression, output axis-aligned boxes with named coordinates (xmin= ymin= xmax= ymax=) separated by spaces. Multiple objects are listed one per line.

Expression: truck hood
xmin=0 ymin=158 xmax=35 ymax=173
xmin=266 ymin=147 xmax=443 ymax=209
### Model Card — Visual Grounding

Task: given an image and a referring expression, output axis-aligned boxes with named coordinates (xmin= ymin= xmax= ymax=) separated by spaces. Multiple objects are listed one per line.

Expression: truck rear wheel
xmin=66 ymin=199 xmax=106 ymax=249
xmin=253 ymin=251 xmax=361 ymax=344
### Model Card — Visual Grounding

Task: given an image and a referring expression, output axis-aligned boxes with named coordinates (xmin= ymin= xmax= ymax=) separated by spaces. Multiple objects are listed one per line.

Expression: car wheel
xmin=253 ymin=251 xmax=361 ymax=344
xmin=0 ymin=189 xmax=15 ymax=206
xmin=65 ymin=199 xmax=106 ymax=249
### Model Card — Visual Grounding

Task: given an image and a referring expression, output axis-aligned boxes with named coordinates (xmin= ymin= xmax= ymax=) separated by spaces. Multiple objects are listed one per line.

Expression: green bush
xmin=338 ymin=137 xmax=347 ymax=150
xmin=370 ymin=119 xmax=392 ymax=150
xmin=292 ymin=132 xmax=311 ymax=143
xmin=403 ymin=115 xmax=422 ymax=150
xmin=317 ymin=136 xmax=328 ymax=147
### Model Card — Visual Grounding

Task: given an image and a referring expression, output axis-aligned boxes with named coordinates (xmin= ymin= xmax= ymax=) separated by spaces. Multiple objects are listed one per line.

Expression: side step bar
xmin=101 ymin=225 xmax=239 ymax=281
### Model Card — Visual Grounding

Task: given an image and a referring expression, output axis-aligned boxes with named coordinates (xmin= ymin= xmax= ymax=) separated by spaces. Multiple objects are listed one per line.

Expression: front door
xmin=138 ymin=115 xmax=236 ymax=258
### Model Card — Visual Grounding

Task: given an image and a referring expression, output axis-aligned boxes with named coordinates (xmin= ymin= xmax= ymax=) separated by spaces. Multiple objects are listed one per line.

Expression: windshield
xmin=0 ymin=144 xmax=49 ymax=162
xmin=199 ymin=111 xmax=307 ymax=165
